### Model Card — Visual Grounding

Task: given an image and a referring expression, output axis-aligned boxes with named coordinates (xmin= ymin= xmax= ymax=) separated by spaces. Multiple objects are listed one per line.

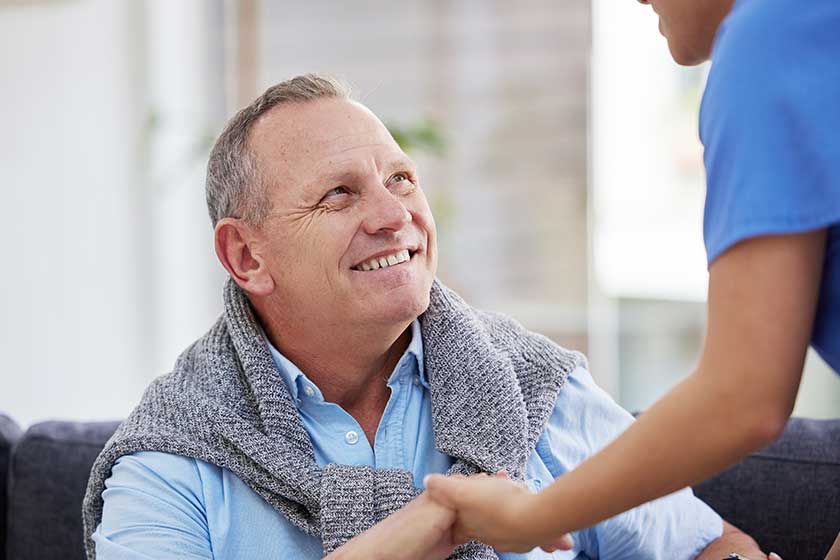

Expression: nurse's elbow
xmin=747 ymin=408 xmax=787 ymax=448
xmin=715 ymin=375 xmax=790 ymax=450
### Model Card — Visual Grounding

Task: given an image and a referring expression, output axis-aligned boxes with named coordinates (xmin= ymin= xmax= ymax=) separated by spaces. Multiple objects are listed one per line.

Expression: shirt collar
xmin=264 ymin=335 xmax=308 ymax=402
xmin=407 ymin=319 xmax=430 ymax=389
xmin=264 ymin=319 xmax=428 ymax=404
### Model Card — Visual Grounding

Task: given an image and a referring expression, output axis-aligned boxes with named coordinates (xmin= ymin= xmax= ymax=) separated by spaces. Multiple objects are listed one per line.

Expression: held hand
xmin=326 ymin=491 xmax=457 ymax=560
xmin=726 ymin=554 xmax=783 ymax=560
xmin=424 ymin=472 xmax=574 ymax=554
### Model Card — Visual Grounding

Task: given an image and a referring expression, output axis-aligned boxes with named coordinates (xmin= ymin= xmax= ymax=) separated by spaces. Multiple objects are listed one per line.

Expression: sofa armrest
xmin=693 ymin=417 xmax=840 ymax=559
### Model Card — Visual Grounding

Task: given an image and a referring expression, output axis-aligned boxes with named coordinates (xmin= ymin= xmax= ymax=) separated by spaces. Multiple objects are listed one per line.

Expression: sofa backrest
xmin=0 ymin=415 xmax=23 ymax=560
xmin=5 ymin=420 xmax=120 ymax=560
xmin=2 ymin=415 xmax=838 ymax=559
xmin=693 ymin=417 xmax=840 ymax=559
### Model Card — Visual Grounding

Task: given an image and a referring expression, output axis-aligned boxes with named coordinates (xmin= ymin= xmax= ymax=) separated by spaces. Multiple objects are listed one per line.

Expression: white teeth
xmin=355 ymin=249 xmax=413 ymax=271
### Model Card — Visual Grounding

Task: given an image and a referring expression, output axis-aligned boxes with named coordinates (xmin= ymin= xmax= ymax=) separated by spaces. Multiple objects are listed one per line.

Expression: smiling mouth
xmin=352 ymin=249 xmax=416 ymax=271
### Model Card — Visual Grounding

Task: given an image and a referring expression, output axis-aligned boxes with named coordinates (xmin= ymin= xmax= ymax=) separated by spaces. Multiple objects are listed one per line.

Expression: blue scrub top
xmin=700 ymin=0 xmax=840 ymax=373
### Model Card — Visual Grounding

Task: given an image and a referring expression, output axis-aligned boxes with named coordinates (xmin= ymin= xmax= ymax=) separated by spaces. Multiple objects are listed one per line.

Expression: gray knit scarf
xmin=83 ymin=279 xmax=583 ymax=559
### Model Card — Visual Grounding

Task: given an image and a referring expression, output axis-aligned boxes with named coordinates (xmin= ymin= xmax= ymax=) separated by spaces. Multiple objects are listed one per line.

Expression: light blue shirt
xmin=700 ymin=0 xmax=840 ymax=373
xmin=93 ymin=320 xmax=722 ymax=559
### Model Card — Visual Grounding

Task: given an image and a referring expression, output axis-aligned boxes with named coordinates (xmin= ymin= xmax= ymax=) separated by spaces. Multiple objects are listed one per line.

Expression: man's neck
xmin=255 ymin=302 xmax=413 ymax=438
xmin=276 ymin=326 xmax=411 ymax=409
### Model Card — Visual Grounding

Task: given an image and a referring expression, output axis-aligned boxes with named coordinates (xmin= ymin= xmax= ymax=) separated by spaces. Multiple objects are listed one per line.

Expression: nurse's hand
xmin=325 ymin=491 xmax=458 ymax=560
xmin=424 ymin=471 xmax=574 ymax=554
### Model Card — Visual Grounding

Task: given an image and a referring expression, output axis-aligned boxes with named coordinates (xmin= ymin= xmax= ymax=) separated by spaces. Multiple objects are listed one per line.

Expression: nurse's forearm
xmin=530 ymin=369 xmax=783 ymax=536
xmin=529 ymin=233 xmax=822 ymax=536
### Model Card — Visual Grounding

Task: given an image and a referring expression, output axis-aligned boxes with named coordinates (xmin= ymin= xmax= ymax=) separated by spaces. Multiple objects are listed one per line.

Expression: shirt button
xmin=302 ymin=385 xmax=316 ymax=398
xmin=412 ymin=377 xmax=420 ymax=386
xmin=345 ymin=431 xmax=360 ymax=445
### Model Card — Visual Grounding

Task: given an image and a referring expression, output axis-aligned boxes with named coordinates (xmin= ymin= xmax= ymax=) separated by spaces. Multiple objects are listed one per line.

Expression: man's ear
xmin=214 ymin=218 xmax=275 ymax=297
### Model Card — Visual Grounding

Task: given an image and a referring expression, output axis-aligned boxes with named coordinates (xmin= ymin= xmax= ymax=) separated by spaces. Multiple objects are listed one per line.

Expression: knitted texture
xmin=82 ymin=279 xmax=584 ymax=559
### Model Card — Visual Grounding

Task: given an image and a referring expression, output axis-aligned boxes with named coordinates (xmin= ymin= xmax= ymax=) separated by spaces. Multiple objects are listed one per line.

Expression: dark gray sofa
xmin=1 ymin=413 xmax=838 ymax=559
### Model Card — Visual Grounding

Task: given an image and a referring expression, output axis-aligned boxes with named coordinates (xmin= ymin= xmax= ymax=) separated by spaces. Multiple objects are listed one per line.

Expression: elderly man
xmin=83 ymin=74 xmax=762 ymax=559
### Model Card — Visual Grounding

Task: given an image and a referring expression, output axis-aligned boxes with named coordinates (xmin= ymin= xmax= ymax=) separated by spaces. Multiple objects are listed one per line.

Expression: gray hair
xmin=205 ymin=74 xmax=351 ymax=226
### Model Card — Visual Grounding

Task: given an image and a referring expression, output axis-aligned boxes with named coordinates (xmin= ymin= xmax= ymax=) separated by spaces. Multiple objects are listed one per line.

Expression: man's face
xmin=638 ymin=0 xmax=735 ymax=65
xmin=247 ymin=98 xmax=437 ymax=330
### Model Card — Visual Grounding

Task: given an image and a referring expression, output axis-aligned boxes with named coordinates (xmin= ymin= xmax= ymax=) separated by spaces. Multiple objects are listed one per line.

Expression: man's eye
xmin=389 ymin=173 xmax=410 ymax=184
xmin=323 ymin=186 xmax=349 ymax=199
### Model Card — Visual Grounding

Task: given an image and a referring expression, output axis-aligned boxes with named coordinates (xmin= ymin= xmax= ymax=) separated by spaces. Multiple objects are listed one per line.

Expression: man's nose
xmin=361 ymin=185 xmax=412 ymax=234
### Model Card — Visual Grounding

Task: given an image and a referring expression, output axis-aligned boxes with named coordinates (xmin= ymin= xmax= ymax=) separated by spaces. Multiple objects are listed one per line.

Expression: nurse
xmin=426 ymin=0 xmax=840 ymax=554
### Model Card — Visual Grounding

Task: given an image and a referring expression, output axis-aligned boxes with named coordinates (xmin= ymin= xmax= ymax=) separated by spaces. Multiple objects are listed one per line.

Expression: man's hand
xmin=695 ymin=521 xmax=781 ymax=560
xmin=325 ymin=492 xmax=457 ymax=560
xmin=424 ymin=472 xmax=574 ymax=554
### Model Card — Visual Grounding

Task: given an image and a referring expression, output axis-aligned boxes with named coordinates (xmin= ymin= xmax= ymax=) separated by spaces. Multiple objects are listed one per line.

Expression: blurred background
xmin=2 ymin=0 xmax=837 ymax=427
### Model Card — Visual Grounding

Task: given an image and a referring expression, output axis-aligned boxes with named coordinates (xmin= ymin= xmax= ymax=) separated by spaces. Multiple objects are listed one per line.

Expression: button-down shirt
xmin=93 ymin=320 xmax=722 ymax=559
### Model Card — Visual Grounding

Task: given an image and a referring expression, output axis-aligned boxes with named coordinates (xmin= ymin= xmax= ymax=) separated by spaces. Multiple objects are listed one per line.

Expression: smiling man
xmin=83 ymin=74 xmax=759 ymax=559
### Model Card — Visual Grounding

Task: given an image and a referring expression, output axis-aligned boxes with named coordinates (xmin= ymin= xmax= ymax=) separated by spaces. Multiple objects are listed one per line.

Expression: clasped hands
xmin=326 ymin=471 xmax=573 ymax=560
xmin=328 ymin=472 xmax=783 ymax=560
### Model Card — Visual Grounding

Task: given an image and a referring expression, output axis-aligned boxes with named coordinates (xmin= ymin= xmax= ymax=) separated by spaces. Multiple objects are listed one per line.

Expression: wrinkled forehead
xmin=248 ymin=98 xmax=403 ymax=188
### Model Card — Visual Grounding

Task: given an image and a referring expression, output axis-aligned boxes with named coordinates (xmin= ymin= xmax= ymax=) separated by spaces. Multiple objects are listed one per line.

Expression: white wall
xmin=144 ymin=0 xmax=228 ymax=383
xmin=591 ymin=0 xmax=709 ymax=303
xmin=0 ymin=0 xmax=225 ymax=426
xmin=0 ymin=0 xmax=148 ymax=426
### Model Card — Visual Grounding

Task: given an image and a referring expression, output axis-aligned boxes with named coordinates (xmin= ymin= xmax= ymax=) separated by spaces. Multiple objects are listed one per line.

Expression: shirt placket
xmin=374 ymin=359 xmax=413 ymax=470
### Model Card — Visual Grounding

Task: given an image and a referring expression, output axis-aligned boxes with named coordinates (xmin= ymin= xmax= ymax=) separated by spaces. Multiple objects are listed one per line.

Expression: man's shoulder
xmin=114 ymin=450 xmax=200 ymax=470
xmin=425 ymin=283 xmax=588 ymax=389
xmin=97 ymin=452 xmax=213 ymax=536
xmin=108 ymin=451 xmax=215 ymax=491
xmin=472 ymin=306 xmax=588 ymax=369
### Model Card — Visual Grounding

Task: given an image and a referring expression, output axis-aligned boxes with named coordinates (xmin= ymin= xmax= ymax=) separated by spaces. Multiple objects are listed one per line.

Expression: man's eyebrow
xmin=316 ymin=169 xmax=354 ymax=186
xmin=300 ymin=165 xmax=356 ymax=193
xmin=381 ymin=156 xmax=417 ymax=173
xmin=311 ymin=157 xmax=417 ymax=188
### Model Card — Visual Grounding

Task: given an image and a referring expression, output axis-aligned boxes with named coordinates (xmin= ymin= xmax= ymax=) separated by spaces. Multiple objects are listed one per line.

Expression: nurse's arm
xmin=519 ymin=229 xmax=827 ymax=541
xmin=699 ymin=228 xmax=827 ymax=437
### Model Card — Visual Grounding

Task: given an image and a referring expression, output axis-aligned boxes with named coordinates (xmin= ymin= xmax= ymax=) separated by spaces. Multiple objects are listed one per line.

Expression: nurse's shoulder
xmin=712 ymin=0 xmax=838 ymax=81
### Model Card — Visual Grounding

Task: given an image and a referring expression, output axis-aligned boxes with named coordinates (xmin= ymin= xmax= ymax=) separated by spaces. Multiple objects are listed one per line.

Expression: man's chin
xmin=362 ymin=290 xmax=431 ymax=328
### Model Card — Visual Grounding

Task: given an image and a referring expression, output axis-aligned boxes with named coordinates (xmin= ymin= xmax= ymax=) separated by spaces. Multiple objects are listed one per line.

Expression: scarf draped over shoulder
xmin=82 ymin=279 xmax=584 ymax=559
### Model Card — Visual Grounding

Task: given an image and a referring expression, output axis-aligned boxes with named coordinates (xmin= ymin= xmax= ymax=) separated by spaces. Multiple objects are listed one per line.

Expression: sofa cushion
xmin=0 ymin=414 xmax=23 ymax=560
xmin=6 ymin=420 xmax=120 ymax=560
xmin=694 ymin=417 xmax=840 ymax=559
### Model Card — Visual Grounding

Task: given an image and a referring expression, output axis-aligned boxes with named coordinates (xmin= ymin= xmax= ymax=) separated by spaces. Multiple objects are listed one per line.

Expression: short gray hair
xmin=205 ymin=74 xmax=351 ymax=226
